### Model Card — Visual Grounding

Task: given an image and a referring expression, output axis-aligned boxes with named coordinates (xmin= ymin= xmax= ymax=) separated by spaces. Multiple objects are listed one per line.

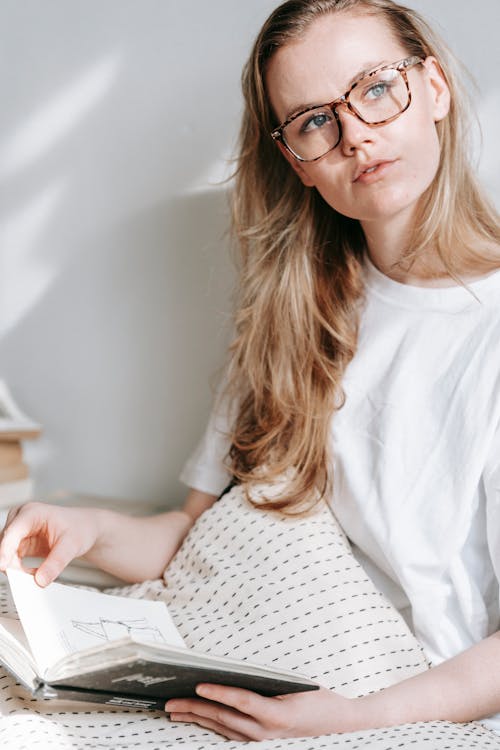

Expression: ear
xmin=421 ymin=56 xmax=450 ymax=122
xmin=276 ymin=140 xmax=316 ymax=187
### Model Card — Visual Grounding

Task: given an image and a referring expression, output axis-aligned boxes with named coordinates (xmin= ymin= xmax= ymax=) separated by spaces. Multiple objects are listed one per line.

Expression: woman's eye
xmin=364 ymin=81 xmax=392 ymax=100
xmin=300 ymin=111 xmax=332 ymax=133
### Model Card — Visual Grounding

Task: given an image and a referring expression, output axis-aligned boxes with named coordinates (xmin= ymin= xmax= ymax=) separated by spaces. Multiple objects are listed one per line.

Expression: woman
xmin=1 ymin=0 xmax=500 ymax=742
xmin=166 ymin=0 xmax=500 ymax=737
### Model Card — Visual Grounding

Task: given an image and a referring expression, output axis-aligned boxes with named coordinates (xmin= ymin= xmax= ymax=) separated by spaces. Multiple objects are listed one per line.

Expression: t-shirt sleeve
xmin=179 ymin=390 xmax=233 ymax=496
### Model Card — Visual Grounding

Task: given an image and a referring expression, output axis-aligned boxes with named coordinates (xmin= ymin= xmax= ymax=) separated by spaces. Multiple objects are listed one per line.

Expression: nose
xmin=336 ymin=104 xmax=375 ymax=155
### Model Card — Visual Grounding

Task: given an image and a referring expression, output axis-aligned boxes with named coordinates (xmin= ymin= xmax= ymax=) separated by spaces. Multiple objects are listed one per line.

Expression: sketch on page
xmin=72 ymin=617 xmax=167 ymax=643
xmin=7 ymin=569 xmax=186 ymax=676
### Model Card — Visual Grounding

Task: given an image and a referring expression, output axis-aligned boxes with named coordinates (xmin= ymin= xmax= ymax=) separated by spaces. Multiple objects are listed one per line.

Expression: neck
xmin=361 ymin=213 xmax=415 ymax=281
xmin=361 ymin=211 xmax=443 ymax=287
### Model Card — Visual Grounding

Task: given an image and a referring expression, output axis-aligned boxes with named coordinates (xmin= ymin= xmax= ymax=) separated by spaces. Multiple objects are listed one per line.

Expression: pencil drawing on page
xmin=72 ymin=617 xmax=167 ymax=643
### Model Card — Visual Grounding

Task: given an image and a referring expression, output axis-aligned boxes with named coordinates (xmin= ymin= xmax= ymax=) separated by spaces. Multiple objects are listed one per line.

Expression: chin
xmin=323 ymin=184 xmax=416 ymax=221
xmin=350 ymin=186 xmax=428 ymax=223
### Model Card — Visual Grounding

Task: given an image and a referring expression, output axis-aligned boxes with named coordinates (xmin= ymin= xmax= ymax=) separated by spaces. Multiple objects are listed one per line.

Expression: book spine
xmin=0 ymin=440 xmax=23 ymax=468
xmin=0 ymin=462 xmax=29 ymax=483
xmin=37 ymin=683 xmax=166 ymax=711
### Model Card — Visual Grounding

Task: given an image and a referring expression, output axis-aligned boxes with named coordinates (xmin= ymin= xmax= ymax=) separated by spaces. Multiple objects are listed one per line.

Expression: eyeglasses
xmin=271 ymin=56 xmax=424 ymax=162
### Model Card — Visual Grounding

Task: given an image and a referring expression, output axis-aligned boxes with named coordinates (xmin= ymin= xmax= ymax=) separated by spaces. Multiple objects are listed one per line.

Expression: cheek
xmin=402 ymin=85 xmax=443 ymax=182
xmin=405 ymin=120 xmax=441 ymax=195
xmin=300 ymin=160 xmax=356 ymax=215
xmin=295 ymin=113 xmax=443 ymax=220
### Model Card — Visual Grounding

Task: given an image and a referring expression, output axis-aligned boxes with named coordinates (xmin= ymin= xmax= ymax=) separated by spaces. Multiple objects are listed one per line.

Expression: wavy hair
xmin=223 ymin=0 xmax=500 ymax=513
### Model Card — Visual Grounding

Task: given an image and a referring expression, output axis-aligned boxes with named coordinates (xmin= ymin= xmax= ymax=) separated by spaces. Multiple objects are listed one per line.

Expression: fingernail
xmin=35 ymin=571 xmax=48 ymax=587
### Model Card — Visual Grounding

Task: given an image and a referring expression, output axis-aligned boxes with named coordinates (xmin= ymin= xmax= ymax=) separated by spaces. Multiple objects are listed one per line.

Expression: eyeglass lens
xmin=283 ymin=68 xmax=409 ymax=161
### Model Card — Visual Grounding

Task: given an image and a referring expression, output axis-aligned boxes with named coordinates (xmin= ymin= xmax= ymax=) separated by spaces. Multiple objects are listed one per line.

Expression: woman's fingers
xmin=195 ymin=683 xmax=275 ymax=721
xmin=0 ymin=506 xmax=22 ymax=555
xmin=170 ymin=712 xmax=250 ymax=741
xmin=5 ymin=505 xmax=23 ymax=527
xmin=34 ymin=535 xmax=80 ymax=586
xmin=0 ymin=503 xmax=80 ymax=585
xmin=166 ymin=693 xmax=271 ymax=740
xmin=0 ymin=506 xmax=42 ymax=570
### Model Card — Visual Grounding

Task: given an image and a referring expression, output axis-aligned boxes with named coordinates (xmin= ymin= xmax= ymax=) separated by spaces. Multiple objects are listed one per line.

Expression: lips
xmin=353 ymin=159 xmax=396 ymax=183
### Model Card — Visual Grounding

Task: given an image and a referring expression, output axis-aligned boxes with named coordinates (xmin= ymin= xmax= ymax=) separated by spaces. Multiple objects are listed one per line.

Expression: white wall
xmin=1 ymin=1 xmax=498 ymax=508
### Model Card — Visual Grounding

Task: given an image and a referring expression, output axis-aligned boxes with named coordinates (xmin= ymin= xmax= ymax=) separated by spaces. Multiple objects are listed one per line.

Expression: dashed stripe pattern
xmin=159 ymin=483 xmax=430 ymax=694
xmin=0 ymin=480 xmax=498 ymax=749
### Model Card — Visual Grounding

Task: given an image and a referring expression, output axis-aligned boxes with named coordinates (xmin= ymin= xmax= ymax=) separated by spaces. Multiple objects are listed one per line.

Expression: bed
xmin=1 ymin=481 xmax=498 ymax=749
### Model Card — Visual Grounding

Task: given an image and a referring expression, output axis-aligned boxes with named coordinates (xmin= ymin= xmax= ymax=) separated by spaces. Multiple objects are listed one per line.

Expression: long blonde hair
xmin=224 ymin=0 xmax=500 ymax=513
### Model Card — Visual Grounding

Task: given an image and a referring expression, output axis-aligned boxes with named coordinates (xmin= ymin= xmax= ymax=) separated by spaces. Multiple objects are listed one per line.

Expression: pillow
xmin=159 ymin=479 xmax=429 ymax=697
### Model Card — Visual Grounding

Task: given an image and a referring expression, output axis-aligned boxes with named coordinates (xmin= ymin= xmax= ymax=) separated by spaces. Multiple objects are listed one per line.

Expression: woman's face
xmin=265 ymin=11 xmax=450 ymax=230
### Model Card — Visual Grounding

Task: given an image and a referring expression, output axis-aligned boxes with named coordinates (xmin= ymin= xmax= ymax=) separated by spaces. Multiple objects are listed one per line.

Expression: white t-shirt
xmin=180 ymin=256 xmax=500 ymax=730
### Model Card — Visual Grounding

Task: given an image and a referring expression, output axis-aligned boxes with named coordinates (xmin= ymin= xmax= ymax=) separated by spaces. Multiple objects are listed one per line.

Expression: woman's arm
xmin=84 ymin=488 xmax=218 ymax=583
xmin=357 ymin=629 xmax=500 ymax=727
xmin=164 ymin=631 xmax=500 ymax=740
xmin=82 ymin=488 xmax=217 ymax=583
xmin=0 ymin=488 xmax=217 ymax=586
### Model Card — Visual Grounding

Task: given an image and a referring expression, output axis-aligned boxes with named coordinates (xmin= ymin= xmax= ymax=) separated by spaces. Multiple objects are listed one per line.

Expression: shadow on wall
xmin=0 ymin=1 xmax=268 ymax=506
xmin=5 ymin=186 xmax=234 ymax=506
xmin=2 ymin=0 xmax=498 ymax=508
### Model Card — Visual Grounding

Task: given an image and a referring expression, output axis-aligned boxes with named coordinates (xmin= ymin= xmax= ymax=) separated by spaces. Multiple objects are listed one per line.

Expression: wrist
xmin=86 ymin=508 xmax=115 ymax=556
xmin=320 ymin=692 xmax=383 ymax=735
xmin=352 ymin=691 xmax=404 ymax=731
xmin=354 ymin=680 xmax=435 ymax=730
xmin=347 ymin=695 xmax=386 ymax=732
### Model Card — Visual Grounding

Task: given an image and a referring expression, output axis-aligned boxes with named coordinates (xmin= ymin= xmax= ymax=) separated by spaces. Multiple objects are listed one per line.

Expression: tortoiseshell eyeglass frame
xmin=270 ymin=55 xmax=424 ymax=162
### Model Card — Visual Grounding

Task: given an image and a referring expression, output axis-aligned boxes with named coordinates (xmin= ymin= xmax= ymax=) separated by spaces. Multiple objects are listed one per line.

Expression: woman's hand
xmin=165 ymin=684 xmax=362 ymax=741
xmin=0 ymin=502 xmax=102 ymax=586
xmin=166 ymin=631 xmax=500 ymax=740
xmin=0 ymin=492 xmax=211 ymax=585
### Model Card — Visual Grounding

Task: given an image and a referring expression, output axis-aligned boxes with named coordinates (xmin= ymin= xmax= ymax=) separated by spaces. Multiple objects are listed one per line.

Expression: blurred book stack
xmin=0 ymin=380 xmax=41 ymax=509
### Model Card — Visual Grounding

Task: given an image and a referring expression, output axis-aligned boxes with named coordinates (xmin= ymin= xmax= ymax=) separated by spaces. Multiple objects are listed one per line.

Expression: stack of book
xmin=0 ymin=380 xmax=41 ymax=509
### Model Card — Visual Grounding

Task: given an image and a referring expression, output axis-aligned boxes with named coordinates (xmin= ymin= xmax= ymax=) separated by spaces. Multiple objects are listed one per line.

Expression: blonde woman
xmin=1 ymin=0 xmax=500 ymax=742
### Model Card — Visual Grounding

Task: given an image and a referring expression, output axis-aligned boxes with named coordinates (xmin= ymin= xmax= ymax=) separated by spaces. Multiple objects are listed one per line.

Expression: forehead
xmin=265 ymin=12 xmax=408 ymax=120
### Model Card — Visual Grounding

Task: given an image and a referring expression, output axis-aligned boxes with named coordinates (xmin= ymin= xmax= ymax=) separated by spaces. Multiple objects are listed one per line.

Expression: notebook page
xmin=7 ymin=569 xmax=185 ymax=676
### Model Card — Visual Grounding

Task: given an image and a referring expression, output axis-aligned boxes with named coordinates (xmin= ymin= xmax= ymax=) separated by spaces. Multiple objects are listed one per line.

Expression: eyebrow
xmin=282 ymin=60 xmax=387 ymax=121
